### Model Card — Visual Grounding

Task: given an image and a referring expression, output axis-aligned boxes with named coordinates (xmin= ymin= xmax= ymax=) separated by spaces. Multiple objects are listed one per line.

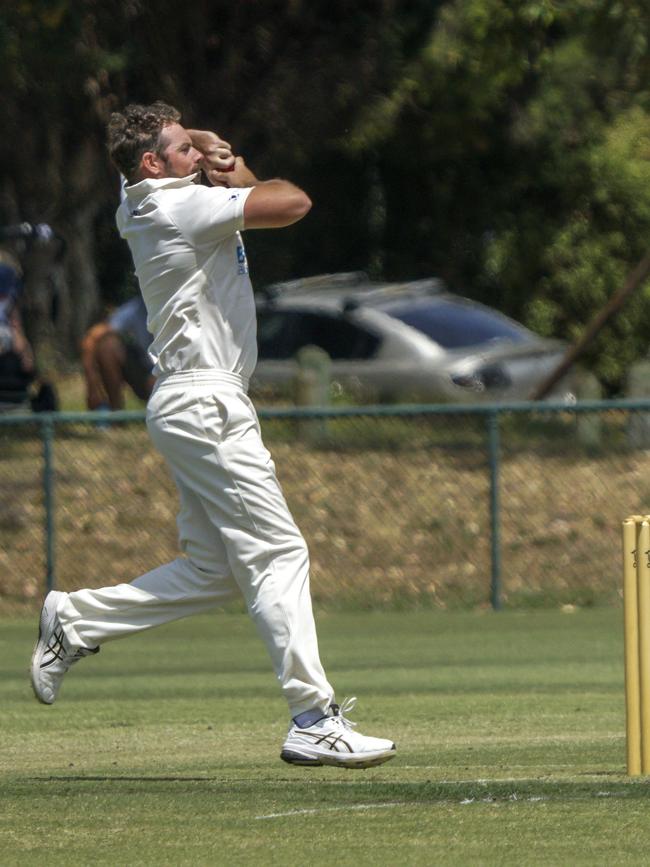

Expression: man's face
xmin=154 ymin=123 xmax=203 ymax=178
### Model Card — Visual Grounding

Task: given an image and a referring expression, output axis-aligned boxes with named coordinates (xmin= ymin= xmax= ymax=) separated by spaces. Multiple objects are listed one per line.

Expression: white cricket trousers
xmin=57 ymin=369 xmax=334 ymax=717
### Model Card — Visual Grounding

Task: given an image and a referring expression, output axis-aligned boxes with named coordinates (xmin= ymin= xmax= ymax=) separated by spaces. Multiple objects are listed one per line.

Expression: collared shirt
xmin=116 ymin=174 xmax=255 ymax=379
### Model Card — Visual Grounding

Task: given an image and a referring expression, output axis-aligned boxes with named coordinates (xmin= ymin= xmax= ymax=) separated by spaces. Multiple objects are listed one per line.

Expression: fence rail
xmin=2 ymin=398 xmax=650 ymax=610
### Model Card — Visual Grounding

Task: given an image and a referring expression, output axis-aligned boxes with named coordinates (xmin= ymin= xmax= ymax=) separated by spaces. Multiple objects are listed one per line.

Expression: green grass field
xmin=2 ymin=607 xmax=649 ymax=865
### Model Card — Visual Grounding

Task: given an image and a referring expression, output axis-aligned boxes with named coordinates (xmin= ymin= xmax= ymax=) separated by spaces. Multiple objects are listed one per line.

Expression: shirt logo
xmin=237 ymin=243 xmax=249 ymax=275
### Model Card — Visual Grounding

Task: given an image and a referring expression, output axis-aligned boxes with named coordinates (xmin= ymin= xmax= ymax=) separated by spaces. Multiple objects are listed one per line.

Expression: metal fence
xmin=2 ymin=399 xmax=650 ymax=610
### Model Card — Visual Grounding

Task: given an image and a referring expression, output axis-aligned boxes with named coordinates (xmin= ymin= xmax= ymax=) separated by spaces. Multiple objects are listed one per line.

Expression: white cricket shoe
xmin=281 ymin=697 xmax=396 ymax=769
xmin=30 ymin=590 xmax=99 ymax=704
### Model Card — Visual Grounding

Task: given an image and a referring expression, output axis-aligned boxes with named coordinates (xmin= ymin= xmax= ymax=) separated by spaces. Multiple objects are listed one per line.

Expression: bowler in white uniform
xmin=30 ymin=101 xmax=395 ymax=769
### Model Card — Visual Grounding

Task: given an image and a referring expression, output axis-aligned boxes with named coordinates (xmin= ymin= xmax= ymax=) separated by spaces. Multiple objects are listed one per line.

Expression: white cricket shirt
xmin=116 ymin=174 xmax=256 ymax=380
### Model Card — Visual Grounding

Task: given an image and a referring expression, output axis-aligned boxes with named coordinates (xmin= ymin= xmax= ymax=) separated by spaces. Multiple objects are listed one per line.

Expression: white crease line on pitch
xmin=256 ymin=801 xmax=405 ymax=820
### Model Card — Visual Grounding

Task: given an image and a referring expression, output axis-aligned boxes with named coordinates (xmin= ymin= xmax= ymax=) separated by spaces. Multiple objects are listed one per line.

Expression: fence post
xmin=294 ymin=345 xmax=331 ymax=444
xmin=574 ymin=369 xmax=603 ymax=449
xmin=41 ymin=415 xmax=56 ymax=592
xmin=626 ymin=360 xmax=650 ymax=449
xmin=487 ymin=410 xmax=502 ymax=610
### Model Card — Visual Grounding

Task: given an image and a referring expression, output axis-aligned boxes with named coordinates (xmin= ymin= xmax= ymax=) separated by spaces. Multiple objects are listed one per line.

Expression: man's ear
xmin=140 ymin=150 xmax=164 ymax=178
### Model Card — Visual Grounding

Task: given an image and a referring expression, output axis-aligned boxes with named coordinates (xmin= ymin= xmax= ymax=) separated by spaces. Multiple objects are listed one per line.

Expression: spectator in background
xmin=0 ymin=252 xmax=34 ymax=376
xmin=0 ymin=251 xmax=57 ymax=411
xmin=81 ymin=294 xmax=154 ymax=410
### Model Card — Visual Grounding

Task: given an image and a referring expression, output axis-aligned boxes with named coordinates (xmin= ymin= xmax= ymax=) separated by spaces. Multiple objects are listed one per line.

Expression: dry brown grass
xmin=2 ymin=410 xmax=647 ymax=611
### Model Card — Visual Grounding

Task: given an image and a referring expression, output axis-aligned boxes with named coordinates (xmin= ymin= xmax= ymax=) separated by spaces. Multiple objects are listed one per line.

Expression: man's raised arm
xmin=241 ymin=169 xmax=312 ymax=229
xmin=188 ymin=129 xmax=311 ymax=230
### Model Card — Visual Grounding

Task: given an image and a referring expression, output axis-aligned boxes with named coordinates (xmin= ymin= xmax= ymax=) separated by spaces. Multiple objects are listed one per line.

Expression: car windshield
xmin=384 ymin=298 xmax=530 ymax=349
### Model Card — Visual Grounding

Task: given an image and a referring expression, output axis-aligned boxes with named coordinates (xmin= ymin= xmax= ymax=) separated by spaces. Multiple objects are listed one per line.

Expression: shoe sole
xmin=29 ymin=590 xmax=64 ymax=705
xmin=280 ymin=747 xmax=396 ymax=769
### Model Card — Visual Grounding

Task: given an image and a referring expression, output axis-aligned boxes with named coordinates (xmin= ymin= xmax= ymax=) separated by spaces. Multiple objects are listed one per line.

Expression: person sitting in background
xmin=81 ymin=294 xmax=154 ymax=410
xmin=0 ymin=251 xmax=57 ymax=411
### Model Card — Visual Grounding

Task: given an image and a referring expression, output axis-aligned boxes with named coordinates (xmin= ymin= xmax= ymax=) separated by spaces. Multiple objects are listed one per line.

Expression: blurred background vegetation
xmin=1 ymin=0 xmax=649 ymax=393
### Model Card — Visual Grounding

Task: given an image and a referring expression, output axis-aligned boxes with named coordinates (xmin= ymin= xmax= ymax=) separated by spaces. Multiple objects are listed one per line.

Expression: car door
xmin=254 ymin=307 xmax=382 ymax=394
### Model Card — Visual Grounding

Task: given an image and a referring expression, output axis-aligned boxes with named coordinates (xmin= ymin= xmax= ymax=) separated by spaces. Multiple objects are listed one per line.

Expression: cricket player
xmin=30 ymin=101 xmax=396 ymax=769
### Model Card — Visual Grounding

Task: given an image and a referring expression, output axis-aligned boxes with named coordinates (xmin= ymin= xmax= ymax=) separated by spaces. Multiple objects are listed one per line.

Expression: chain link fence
xmin=2 ymin=400 xmax=650 ymax=610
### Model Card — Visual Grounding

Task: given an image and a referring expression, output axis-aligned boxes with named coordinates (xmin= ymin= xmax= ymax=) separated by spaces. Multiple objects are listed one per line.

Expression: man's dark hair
xmin=107 ymin=101 xmax=181 ymax=181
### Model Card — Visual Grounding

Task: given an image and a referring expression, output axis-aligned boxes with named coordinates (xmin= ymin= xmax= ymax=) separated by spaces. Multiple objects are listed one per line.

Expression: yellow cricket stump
xmin=622 ymin=515 xmax=650 ymax=775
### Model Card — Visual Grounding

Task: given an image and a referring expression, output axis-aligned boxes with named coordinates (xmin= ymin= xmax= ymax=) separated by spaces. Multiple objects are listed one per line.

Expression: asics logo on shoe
xmin=40 ymin=627 xmax=69 ymax=668
xmin=40 ymin=626 xmax=97 ymax=669
xmin=298 ymin=731 xmax=353 ymax=752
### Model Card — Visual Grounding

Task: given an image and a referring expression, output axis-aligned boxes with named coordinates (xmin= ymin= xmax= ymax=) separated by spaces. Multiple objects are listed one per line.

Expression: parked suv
xmin=252 ymin=272 xmax=574 ymax=403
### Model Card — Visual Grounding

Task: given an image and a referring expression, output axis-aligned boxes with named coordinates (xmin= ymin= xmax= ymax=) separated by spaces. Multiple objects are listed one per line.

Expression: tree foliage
xmin=347 ymin=0 xmax=650 ymax=389
xmin=1 ymin=0 xmax=649 ymax=390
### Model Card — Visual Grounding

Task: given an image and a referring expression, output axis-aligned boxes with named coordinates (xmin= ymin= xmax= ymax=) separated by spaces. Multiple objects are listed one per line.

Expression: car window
xmin=257 ymin=309 xmax=380 ymax=360
xmin=384 ymin=298 xmax=529 ymax=349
